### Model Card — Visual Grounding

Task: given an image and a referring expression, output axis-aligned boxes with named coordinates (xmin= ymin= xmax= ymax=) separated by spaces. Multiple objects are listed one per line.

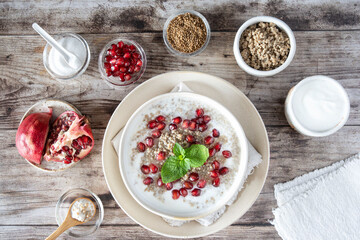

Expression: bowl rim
xmin=163 ymin=10 xmax=211 ymax=57
xmin=98 ymin=38 xmax=147 ymax=88
xmin=233 ymin=16 xmax=296 ymax=77
xmin=285 ymin=75 xmax=350 ymax=137
xmin=118 ymin=91 xmax=248 ymax=220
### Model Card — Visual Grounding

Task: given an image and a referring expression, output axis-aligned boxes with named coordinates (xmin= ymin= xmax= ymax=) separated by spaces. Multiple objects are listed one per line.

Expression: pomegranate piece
xmin=16 ymin=109 xmax=53 ymax=165
xmin=149 ymin=164 xmax=158 ymax=173
xmin=118 ymin=41 xmax=124 ymax=48
xmin=172 ymin=190 xmax=180 ymax=200
xmin=152 ymin=129 xmax=161 ymax=138
xmin=137 ymin=59 xmax=143 ymax=67
xmin=212 ymin=128 xmax=220 ymax=137
xmin=123 ymin=52 xmax=131 ymax=59
xmin=183 ymin=181 xmax=193 ymax=189
xmin=180 ymin=188 xmax=188 ymax=197
xmin=172 ymin=116 xmax=182 ymax=124
xmin=222 ymin=150 xmax=232 ymax=158
xmin=198 ymin=123 xmax=207 ymax=132
xmin=165 ymin=182 xmax=173 ymax=190
xmin=124 ymin=74 xmax=132 ymax=81
xmin=157 ymin=178 xmax=164 ymax=187
xmin=210 ymin=170 xmax=219 ymax=178
xmin=169 ymin=124 xmax=177 ymax=130
xmin=204 ymin=136 xmax=214 ymax=145
xmin=219 ymin=167 xmax=229 ymax=175
xmin=145 ymin=137 xmax=154 ymax=147
xmin=197 ymin=179 xmax=207 ymax=188
xmin=212 ymin=160 xmax=220 ymax=170
xmin=212 ymin=177 xmax=220 ymax=187
xmin=156 ymin=115 xmax=166 ymax=122
xmin=143 ymin=177 xmax=153 ymax=185
xmin=157 ymin=122 xmax=166 ymax=130
xmin=157 ymin=151 xmax=166 ymax=161
xmin=203 ymin=115 xmax=211 ymax=123
xmin=188 ymin=121 xmax=197 ymax=131
xmin=195 ymin=108 xmax=204 ymax=117
xmin=214 ymin=143 xmax=222 ymax=152
xmin=137 ymin=142 xmax=146 ymax=152
xmin=141 ymin=165 xmax=150 ymax=174
xmin=189 ymin=172 xmax=199 ymax=182
xmin=191 ymin=188 xmax=201 ymax=197
xmin=148 ymin=120 xmax=158 ymax=129
xmin=209 ymin=148 xmax=216 ymax=157
xmin=44 ymin=111 xmax=94 ymax=164
xmin=186 ymin=135 xmax=195 ymax=143
xmin=182 ymin=119 xmax=190 ymax=129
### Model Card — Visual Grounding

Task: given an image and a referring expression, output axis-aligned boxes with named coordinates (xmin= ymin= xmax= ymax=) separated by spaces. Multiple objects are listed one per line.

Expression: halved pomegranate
xmin=44 ymin=111 xmax=94 ymax=164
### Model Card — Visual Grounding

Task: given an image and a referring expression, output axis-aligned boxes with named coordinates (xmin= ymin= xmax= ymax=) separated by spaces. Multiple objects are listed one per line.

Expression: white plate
xmin=20 ymin=99 xmax=81 ymax=172
xmin=102 ymin=71 xmax=270 ymax=238
xmin=119 ymin=92 xmax=248 ymax=220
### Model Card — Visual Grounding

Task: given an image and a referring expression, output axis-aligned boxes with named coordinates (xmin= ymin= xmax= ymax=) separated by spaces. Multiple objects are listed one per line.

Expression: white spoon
xmin=32 ymin=23 xmax=83 ymax=70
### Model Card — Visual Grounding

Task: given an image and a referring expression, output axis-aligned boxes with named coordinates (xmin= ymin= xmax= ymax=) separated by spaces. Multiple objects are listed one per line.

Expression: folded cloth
xmin=272 ymin=153 xmax=360 ymax=240
xmin=111 ymin=82 xmax=263 ymax=226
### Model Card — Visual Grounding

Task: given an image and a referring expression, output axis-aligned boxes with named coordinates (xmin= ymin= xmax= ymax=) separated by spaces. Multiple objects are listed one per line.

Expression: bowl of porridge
xmin=118 ymin=92 xmax=248 ymax=220
xmin=233 ymin=16 xmax=296 ymax=77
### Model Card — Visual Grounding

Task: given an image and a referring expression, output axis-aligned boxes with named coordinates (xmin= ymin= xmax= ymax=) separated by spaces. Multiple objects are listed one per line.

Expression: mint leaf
xmin=179 ymin=157 xmax=191 ymax=171
xmin=161 ymin=156 xmax=188 ymax=183
xmin=173 ymin=143 xmax=185 ymax=158
xmin=184 ymin=144 xmax=209 ymax=168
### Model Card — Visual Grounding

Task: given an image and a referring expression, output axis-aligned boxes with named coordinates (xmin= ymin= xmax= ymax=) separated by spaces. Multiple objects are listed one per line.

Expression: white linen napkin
xmin=272 ymin=153 xmax=360 ymax=240
xmin=111 ymin=82 xmax=263 ymax=226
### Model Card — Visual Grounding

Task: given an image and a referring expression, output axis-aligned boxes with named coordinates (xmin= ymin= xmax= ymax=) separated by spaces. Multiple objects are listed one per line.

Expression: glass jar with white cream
xmin=285 ymin=75 xmax=350 ymax=137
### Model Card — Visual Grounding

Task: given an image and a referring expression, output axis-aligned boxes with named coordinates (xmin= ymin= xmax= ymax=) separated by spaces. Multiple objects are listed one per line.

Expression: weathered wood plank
xmin=1 ymin=126 xmax=359 ymax=227
xmin=1 ymin=32 xmax=359 ymax=129
xmin=1 ymin=0 xmax=360 ymax=35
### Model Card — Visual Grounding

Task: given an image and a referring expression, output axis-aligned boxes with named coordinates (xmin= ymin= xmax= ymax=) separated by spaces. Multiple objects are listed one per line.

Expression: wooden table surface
xmin=1 ymin=0 xmax=360 ymax=239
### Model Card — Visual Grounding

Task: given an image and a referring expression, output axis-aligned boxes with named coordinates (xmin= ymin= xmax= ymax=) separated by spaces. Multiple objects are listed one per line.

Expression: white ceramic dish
xmin=233 ymin=16 xmax=296 ymax=77
xmin=20 ymin=99 xmax=81 ymax=172
xmin=285 ymin=75 xmax=350 ymax=137
xmin=101 ymin=71 xmax=270 ymax=238
xmin=119 ymin=92 xmax=248 ymax=220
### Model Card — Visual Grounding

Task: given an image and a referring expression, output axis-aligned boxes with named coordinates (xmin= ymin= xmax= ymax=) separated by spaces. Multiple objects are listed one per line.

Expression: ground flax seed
xmin=167 ymin=13 xmax=207 ymax=53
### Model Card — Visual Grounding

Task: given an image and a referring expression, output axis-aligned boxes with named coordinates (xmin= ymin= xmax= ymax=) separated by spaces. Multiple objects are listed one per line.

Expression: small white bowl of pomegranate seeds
xmin=98 ymin=39 xmax=146 ymax=88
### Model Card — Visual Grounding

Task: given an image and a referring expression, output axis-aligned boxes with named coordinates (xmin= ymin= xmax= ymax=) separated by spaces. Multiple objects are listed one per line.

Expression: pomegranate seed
xmin=134 ymin=65 xmax=141 ymax=72
xmin=172 ymin=117 xmax=182 ymax=124
xmin=108 ymin=49 xmax=117 ymax=57
xmin=179 ymin=188 xmax=188 ymax=197
xmin=210 ymin=170 xmax=219 ymax=178
xmin=157 ymin=151 xmax=166 ymax=161
xmin=183 ymin=181 xmax=193 ymax=189
xmin=214 ymin=143 xmax=222 ymax=152
xmin=141 ymin=165 xmax=150 ymax=174
xmin=148 ymin=120 xmax=158 ymax=129
xmin=212 ymin=160 xmax=220 ymax=170
xmin=209 ymin=148 xmax=216 ymax=157
xmin=128 ymin=65 xmax=135 ymax=73
xmin=119 ymin=67 xmax=127 ymax=73
xmin=198 ymin=123 xmax=207 ymax=132
xmin=137 ymin=142 xmax=146 ymax=152
xmin=196 ymin=108 xmax=204 ymax=117
xmin=145 ymin=137 xmax=154 ymax=147
xmin=203 ymin=115 xmax=211 ymax=123
xmin=64 ymin=160 xmax=71 ymax=164
xmin=204 ymin=136 xmax=214 ymax=145
xmin=129 ymin=45 xmax=136 ymax=52
xmin=196 ymin=117 xmax=204 ymax=124
xmin=212 ymin=177 xmax=220 ymax=187
xmin=124 ymin=60 xmax=130 ymax=67
xmin=105 ymin=55 xmax=112 ymax=62
xmin=189 ymin=121 xmax=197 ymax=131
xmin=137 ymin=59 xmax=143 ymax=66
xmin=157 ymin=122 xmax=165 ymax=130
xmin=111 ymin=44 xmax=117 ymax=50
xmin=213 ymin=128 xmax=220 ymax=137
xmin=152 ymin=129 xmax=161 ymax=138
xmin=109 ymin=58 xmax=117 ymax=65
xmin=156 ymin=115 xmax=165 ymax=122
xmin=172 ymin=190 xmax=180 ymax=200
xmin=186 ymin=135 xmax=195 ymax=143
xmin=119 ymin=73 xmax=125 ymax=81
xmin=62 ymin=146 xmax=69 ymax=151
xmin=123 ymin=52 xmax=131 ymax=58
xmin=124 ymin=74 xmax=132 ymax=81
xmin=116 ymin=57 xmax=125 ymax=66
xmin=112 ymin=70 xmax=121 ymax=77
xmin=182 ymin=119 xmax=190 ymax=129
xmin=222 ymin=150 xmax=232 ymax=158
xmin=189 ymin=172 xmax=199 ymax=182
xmin=149 ymin=164 xmax=158 ymax=173
xmin=118 ymin=41 xmax=124 ymax=48
xmin=191 ymin=188 xmax=201 ymax=197
xmin=197 ymin=179 xmax=207 ymax=188
xmin=169 ymin=124 xmax=177 ymax=130
xmin=219 ymin=167 xmax=229 ymax=175
xmin=165 ymin=182 xmax=173 ymax=190
xmin=157 ymin=178 xmax=164 ymax=187
xmin=143 ymin=177 xmax=153 ymax=185
xmin=132 ymin=52 xmax=140 ymax=59
xmin=104 ymin=62 xmax=111 ymax=69
xmin=73 ymin=157 xmax=80 ymax=162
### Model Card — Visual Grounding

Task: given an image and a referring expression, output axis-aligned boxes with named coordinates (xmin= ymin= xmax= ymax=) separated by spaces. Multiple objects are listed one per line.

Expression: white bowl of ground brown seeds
xmin=163 ymin=10 xmax=211 ymax=57
xmin=234 ymin=16 xmax=296 ymax=77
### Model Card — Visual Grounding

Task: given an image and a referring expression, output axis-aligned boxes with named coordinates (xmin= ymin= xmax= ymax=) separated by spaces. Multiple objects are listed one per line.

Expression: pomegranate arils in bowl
xmin=219 ymin=167 xmax=229 ymax=175
xmin=156 ymin=115 xmax=166 ymax=122
xmin=222 ymin=150 xmax=232 ymax=158
xmin=197 ymin=179 xmax=207 ymax=188
xmin=212 ymin=177 xmax=220 ymax=187
xmin=157 ymin=151 xmax=166 ymax=161
xmin=172 ymin=116 xmax=182 ymax=124
xmin=137 ymin=142 xmax=146 ymax=152
xmin=195 ymin=108 xmax=204 ymax=117
xmin=157 ymin=178 xmax=165 ymax=187
xmin=152 ymin=129 xmax=161 ymax=138
xmin=148 ymin=120 xmax=158 ymax=129
xmin=145 ymin=137 xmax=154 ymax=147
xmin=141 ymin=165 xmax=150 ymax=174
xmin=172 ymin=190 xmax=181 ymax=200
xmin=204 ymin=136 xmax=214 ymax=145
xmin=191 ymin=188 xmax=201 ymax=197
xmin=183 ymin=181 xmax=193 ymax=189
xmin=143 ymin=177 xmax=153 ymax=185
xmin=198 ymin=123 xmax=207 ymax=132
xmin=212 ymin=128 xmax=220 ymax=137
xmin=182 ymin=119 xmax=190 ymax=129
xmin=189 ymin=172 xmax=199 ymax=182
xmin=169 ymin=123 xmax=177 ymax=130
xmin=180 ymin=188 xmax=188 ymax=197
xmin=212 ymin=160 xmax=220 ymax=170
xmin=165 ymin=182 xmax=173 ymax=190
xmin=149 ymin=164 xmax=158 ymax=173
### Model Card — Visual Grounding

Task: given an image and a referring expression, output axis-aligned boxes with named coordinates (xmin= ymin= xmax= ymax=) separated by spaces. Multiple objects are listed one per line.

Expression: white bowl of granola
xmin=233 ymin=16 xmax=296 ymax=77
xmin=118 ymin=92 xmax=248 ymax=220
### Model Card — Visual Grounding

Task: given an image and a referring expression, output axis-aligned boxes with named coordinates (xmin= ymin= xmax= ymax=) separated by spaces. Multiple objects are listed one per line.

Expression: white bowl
xmin=118 ymin=91 xmax=248 ymax=220
xmin=285 ymin=75 xmax=350 ymax=137
xmin=233 ymin=16 xmax=296 ymax=77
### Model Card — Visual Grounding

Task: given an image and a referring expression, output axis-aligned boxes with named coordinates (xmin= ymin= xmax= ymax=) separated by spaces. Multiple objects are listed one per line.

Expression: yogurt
xmin=71 ymin=198 xmax=96 ymax=222
xmin=285 ymin=75 xmax=350 ymax=137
